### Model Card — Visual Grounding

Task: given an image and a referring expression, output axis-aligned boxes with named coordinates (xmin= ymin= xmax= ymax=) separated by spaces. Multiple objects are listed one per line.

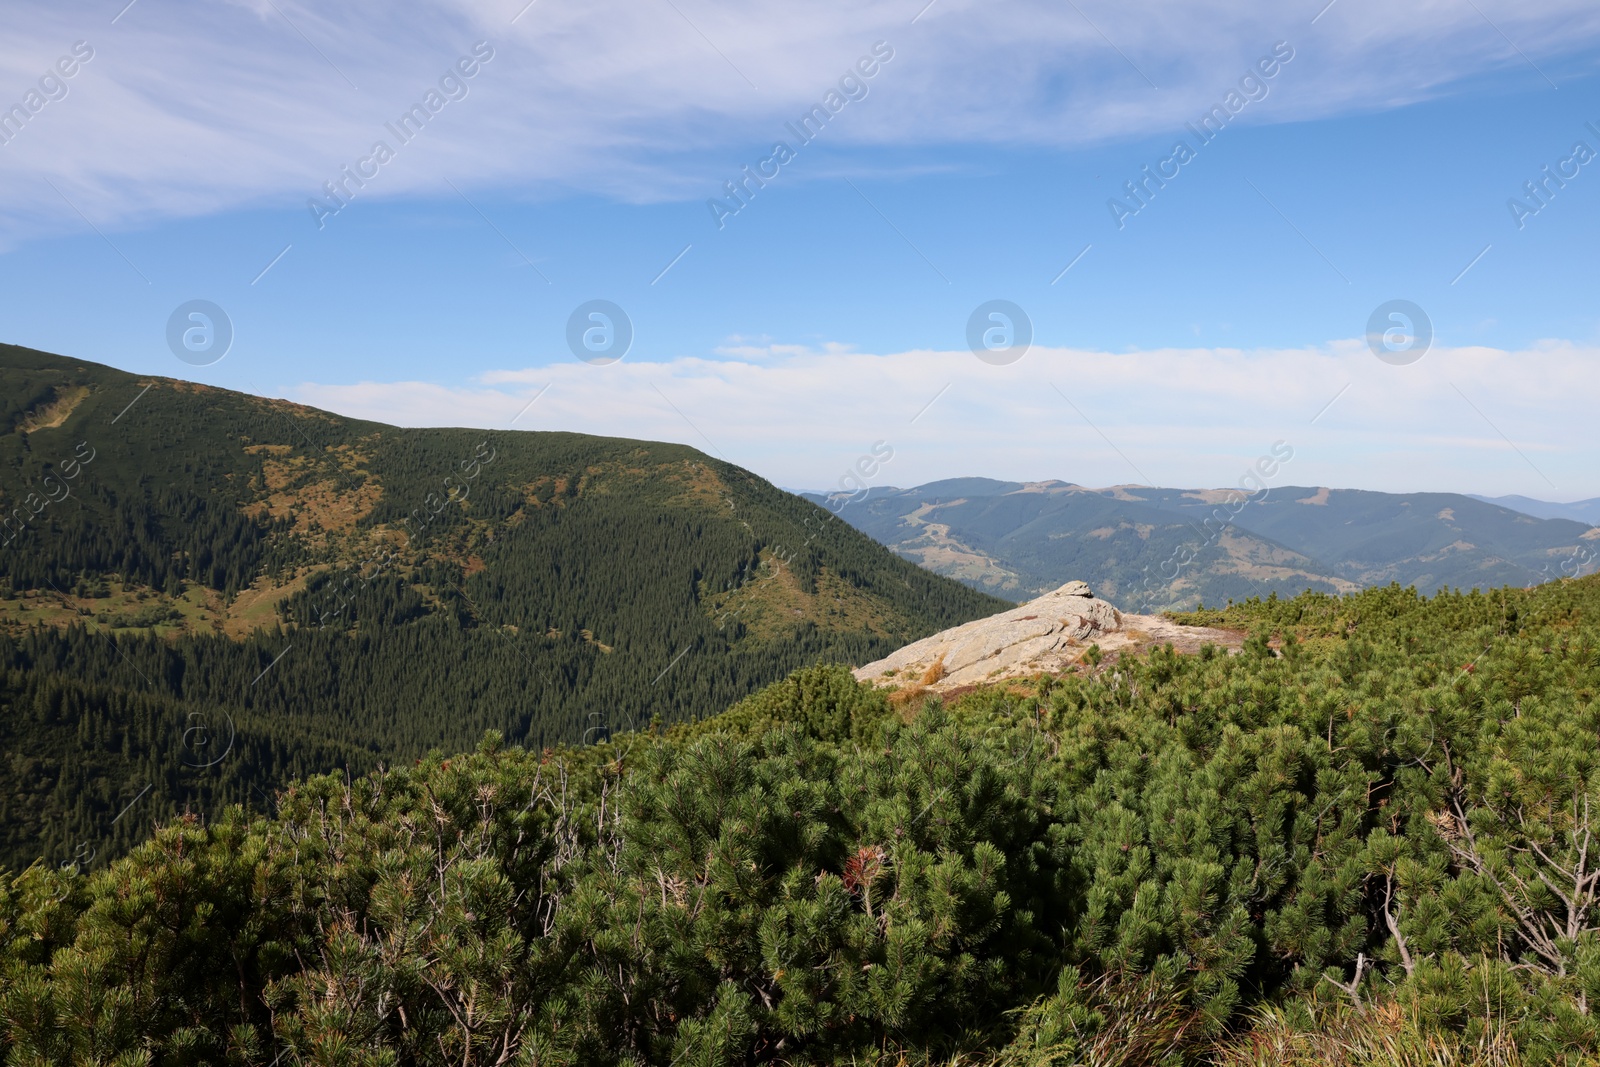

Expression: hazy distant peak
xmin=1469 ymin=494 xmax=1600 ymax=526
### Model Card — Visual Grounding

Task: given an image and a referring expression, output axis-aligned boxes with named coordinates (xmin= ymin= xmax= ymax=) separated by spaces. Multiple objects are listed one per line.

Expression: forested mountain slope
xmin=0 ymin=346 xmax=1006 ymax=872
xmin=809 ymin=478 xmax=1598 ymax=608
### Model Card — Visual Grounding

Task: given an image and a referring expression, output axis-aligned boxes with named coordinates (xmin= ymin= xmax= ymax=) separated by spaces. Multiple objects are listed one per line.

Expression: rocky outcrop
xmin=854 ymin=580 xmax=1244 ymax=692
xmin=854 ymin=580 xmax=1123 ymax=690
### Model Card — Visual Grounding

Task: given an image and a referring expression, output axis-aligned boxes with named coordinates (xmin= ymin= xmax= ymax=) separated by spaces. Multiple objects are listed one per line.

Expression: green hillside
xmin=1132 ymin=485 xmax=1595 ymax=592
xmin=4 ymin=575 xmax=1600 ymax=1065
xmin=807 ymin=479 xmax=1356 ymax=607
xmin=809 ymin=479 xmax=1598 ymax=610
xmin=0 ymin=345 xmax=1007 ymax=873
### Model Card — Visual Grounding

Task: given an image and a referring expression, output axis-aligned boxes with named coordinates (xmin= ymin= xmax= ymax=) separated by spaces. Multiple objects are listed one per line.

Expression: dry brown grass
xmin=920 ymin=655 xmax=947 ymax=686
xmin=221 ymin=571 xmax=314 ymax=638
xmin=844 ymin=997 xmax=1536 ymax=1067
xmin=888 ymin=683 xmax=930 ymax=712
xmin=243 ymin=459 xmax=383 ymax=540
xmin=1213 ymin=1003 xmax=1525 ymax=1067
xmin=17 ymin=385 xmax=89 ymax=432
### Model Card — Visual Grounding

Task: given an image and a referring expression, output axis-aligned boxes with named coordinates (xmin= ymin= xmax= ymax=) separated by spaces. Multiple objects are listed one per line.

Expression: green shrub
xmin=7 ymin=581 xmax=1600 ymax=1064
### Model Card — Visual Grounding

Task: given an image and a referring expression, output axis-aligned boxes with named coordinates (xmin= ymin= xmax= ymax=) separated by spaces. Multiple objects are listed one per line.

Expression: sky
xmin=1 ymin=0 xmax=1598 ymax=500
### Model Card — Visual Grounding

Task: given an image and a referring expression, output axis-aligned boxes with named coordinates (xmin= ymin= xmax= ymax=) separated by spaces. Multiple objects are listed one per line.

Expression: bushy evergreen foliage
xmin=6 ymin=576 xmax=1600 ymax=1064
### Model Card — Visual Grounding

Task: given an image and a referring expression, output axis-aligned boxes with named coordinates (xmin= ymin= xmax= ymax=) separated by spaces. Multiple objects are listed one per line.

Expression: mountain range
xmin=5 ymin=342 xmax=1595 ymax=872
xmin=803 ymin=478 xmax=1599 ymax=610
xmin=0 ymin=346 xmax=1005 ymax=871
xmin=1468 ymin=494 xmax=1600 ymax=526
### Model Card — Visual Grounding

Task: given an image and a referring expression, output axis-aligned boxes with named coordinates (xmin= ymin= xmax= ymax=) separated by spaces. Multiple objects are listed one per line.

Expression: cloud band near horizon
xmin=283 ymin=337 xmax=1599 ymax=502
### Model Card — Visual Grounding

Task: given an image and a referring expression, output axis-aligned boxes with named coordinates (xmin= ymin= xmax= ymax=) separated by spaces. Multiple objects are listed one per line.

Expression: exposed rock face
xmin=855 ymin=579 xmax=1248 ymax=692
xmin=854 ymin=580 xmax=1125 ymax=690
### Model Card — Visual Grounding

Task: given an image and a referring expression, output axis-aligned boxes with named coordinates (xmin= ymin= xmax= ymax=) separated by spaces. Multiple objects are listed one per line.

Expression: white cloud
xmin=1 ymin=0 xmax=1596 ymax=243
xmin=286 ymin=337 xmax=1600 ymax=500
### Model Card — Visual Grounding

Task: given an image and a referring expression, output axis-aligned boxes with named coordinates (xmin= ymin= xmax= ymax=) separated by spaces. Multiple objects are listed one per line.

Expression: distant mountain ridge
xmin=805 ymin=478 xmax=1600 ymax=610
xmin=1468 ymin=494 xmax=1600 ymax=526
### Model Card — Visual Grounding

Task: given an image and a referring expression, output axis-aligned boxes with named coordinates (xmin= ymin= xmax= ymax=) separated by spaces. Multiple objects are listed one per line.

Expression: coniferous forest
xmin=0 ymin=347 xmax=1007 ymax=874
xmin=5 ymin=576 xmax=1600 ymax=1064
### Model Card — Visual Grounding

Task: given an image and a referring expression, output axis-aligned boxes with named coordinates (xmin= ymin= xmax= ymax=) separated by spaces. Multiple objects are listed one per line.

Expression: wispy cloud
xmin=2 ymin=0 xmax=1596 ymax=244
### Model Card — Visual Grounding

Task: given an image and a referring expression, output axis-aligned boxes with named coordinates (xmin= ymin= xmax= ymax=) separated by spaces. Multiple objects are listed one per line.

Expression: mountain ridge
xmin=1468 ymin=493 xmax=1600 ymax=526
xmin=0 ymin=344 xmax=1008 ymax=871
xmin=806 ymin=477 xmax=1599 ymax=609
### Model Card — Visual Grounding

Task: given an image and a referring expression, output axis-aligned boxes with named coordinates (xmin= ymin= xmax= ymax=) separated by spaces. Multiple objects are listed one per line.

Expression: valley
xmin=807 ymin=478 xmax=1599 ymax=609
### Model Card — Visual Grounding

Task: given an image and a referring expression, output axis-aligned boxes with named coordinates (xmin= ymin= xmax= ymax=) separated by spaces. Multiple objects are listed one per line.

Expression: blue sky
xmin=2 ymin=0 xmax=1598 ymax=499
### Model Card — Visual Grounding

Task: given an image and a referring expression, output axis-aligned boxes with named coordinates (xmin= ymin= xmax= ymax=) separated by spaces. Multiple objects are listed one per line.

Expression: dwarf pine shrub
xmin=5 ymin=578 xmax=1600 ymax=1064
